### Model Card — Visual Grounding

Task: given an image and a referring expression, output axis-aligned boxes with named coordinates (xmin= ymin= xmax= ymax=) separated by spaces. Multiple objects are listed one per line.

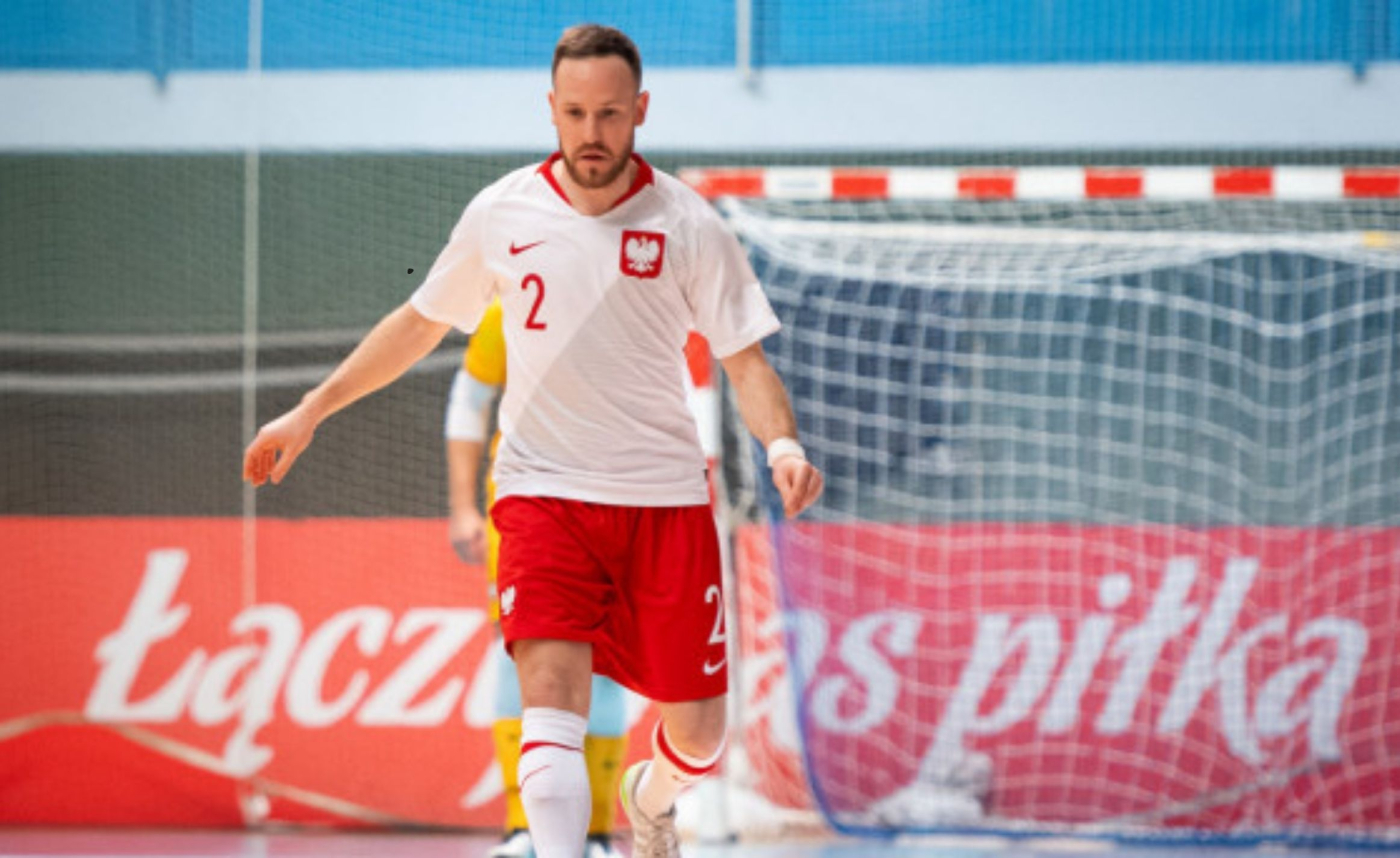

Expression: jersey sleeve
xmin=463 ymin=300 xmax=507 ymax=386
xmin=410 ymin=192 xmax=499 ymax=334
xmin=684 ymin=204 xmax=781 ymax=359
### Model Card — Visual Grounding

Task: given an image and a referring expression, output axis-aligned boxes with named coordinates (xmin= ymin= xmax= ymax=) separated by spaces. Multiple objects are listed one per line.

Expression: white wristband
xmin=766 ymin=437 xmax=807 ymax=468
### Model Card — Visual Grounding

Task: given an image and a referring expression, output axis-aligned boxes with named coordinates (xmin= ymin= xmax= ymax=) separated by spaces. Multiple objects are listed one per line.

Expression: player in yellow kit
xmin=446 ymin=300 xmax=627 ymax=858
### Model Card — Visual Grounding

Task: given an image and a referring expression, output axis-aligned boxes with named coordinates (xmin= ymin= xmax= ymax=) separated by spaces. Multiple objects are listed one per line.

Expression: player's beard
xmin=561 ymin=136 xmax=633 ymax=190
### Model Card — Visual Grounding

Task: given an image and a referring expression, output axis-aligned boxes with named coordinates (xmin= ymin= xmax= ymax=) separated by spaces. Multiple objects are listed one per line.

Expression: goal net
xmin=701 ymin=170 xmax=1400 ymax=844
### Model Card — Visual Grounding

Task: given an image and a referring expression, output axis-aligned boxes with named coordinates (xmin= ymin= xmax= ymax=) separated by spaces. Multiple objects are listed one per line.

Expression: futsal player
xmin=243 ymin=23 xmax=823 ymax=858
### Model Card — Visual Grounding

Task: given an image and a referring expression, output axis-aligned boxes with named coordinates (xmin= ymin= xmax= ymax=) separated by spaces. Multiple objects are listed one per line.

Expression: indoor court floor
xmin=1 ymin=829 xmax=1395 ymax=858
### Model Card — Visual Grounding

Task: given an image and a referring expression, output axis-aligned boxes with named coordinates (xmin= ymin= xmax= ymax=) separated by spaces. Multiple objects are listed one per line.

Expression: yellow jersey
xmin=462 ymin=300 xmax=506 ymax=504
xmin=462 ymin=300 xmax=506 ymax=388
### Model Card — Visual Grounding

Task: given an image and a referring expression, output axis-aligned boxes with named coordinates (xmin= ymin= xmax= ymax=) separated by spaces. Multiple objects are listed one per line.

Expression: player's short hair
xmin=552 ymin=24 xmax=642 ymax=89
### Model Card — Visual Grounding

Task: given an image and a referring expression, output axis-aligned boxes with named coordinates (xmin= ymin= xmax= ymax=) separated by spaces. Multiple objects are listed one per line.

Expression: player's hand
xmin=242 ymin=406 xmax=317 ymax=487
xmin=449 ymin=507 xmax=487 ymax=564
xmin=772 ymin=456 xmax=823 ymax=519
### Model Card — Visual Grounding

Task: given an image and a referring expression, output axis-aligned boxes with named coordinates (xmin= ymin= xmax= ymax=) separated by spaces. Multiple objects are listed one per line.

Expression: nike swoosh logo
xmin=703 ymin=659 xmax=726 ymax=676
xmin=510 ymin=240 xmax=545 ymax=255
xmin=518 ymin=766 xmax=551 ymax=790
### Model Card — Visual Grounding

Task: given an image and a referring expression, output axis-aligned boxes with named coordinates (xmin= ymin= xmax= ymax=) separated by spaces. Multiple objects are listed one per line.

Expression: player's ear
xmin=548 ymin=90 xmax=558 ymax=127
xmin=634 ymin=90 xmax=649 ymax=127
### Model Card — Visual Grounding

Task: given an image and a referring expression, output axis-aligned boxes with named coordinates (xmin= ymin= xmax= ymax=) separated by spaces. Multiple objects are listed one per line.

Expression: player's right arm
xmin=243 ymin=302 xmax=451 ymax=486
xmin=246 ymin=186 xmax=499 ymax=488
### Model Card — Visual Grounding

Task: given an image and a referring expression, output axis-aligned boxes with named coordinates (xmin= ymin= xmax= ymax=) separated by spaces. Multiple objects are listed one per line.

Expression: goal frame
xmin=685 ymin=163 xmax=1400 ymax=848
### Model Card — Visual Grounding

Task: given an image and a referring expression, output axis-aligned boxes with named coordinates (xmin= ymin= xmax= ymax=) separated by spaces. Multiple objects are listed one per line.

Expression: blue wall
xmin=2 ymin=0 xmax=1395 ymax=71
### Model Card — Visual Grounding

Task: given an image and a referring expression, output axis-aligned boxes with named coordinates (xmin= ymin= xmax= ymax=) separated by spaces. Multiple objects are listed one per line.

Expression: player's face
xmin=550 ymin=56 xmax=649 ymax=190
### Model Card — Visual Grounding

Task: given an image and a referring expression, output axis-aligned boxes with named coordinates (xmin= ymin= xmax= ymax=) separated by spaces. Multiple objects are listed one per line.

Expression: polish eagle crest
xmin=620 ymin=230 xmax=666 ymax=279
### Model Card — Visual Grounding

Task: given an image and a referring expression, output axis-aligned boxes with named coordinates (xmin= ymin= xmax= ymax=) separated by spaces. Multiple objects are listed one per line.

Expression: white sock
xmin=518 ymin=707 xmax=590 ymax=858
xmin=636 ymin=722 xmax=725 ymax=820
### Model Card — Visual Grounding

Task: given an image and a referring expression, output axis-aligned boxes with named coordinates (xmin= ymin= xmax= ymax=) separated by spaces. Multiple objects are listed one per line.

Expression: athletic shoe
xmin=619 ymin=761 xmax=681 ymax=858
xmin=583 ymin=834 xmax=622 ymax=858
xmin=486 ymin=829 xmax=534 ymax=858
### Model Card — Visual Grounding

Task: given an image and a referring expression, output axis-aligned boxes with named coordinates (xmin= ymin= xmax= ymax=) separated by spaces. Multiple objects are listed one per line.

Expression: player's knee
xmin=659 ymin=696 xmax=727 ymax=759
xmin=670 ymin=726 xmax=726 ymax=761
xmin=519 ymin=672 xmax=588 ymax=713
xmin=515 ymin=640 xmax=593 ymax=713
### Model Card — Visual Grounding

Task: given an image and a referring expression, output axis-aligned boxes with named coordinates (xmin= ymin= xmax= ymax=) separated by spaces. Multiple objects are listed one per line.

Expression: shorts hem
xmin=500 ymin=627 xmax=598 ymax=657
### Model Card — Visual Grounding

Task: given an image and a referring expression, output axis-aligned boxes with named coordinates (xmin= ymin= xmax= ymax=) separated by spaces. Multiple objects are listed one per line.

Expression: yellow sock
xmin=491 ymin=718 xmax=529 ymax=832
xmin=584 ymin=733 xmax=628 ymax=835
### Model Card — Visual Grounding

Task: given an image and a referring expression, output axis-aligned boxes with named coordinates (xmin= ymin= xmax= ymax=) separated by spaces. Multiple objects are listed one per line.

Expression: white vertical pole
xmin=238 ymin=0 xmax=267 ymax=823
xmin=240 ymin=0 xmax=263 ymax=625
xmin=235 ymin=0 xmax=264 ymax=817
xmin=736 ymin=0 xmax=754 ymax=85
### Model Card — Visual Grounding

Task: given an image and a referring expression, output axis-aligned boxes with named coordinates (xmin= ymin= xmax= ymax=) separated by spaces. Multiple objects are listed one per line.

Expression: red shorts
xmin=491 ymin=495 xmax=727 ymax=703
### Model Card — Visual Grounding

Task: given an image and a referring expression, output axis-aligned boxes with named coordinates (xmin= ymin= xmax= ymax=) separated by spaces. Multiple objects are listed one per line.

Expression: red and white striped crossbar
xmin=679 ymin=166 xmax=1400 ymax=202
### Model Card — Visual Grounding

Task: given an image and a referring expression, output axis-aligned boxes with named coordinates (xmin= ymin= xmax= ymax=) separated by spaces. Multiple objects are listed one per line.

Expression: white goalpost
xmin=691 ymin=165 xmax=1400 ymax=845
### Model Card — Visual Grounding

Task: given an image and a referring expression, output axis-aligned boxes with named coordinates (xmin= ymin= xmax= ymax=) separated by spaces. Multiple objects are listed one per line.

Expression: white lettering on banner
xmin=1040 ymin=573 xmax=1130 ymax=733
xmin=787 ymin=554 xmax=1368 ymax=772
xmin=1097 ymin=557 xmax=1200 ymax=734
xmin=787 ymin=609 xmax=829 ymax=688
xmin=809 ymin=610 xmax=921 ymax=734
xmin=209 ymin=605 xmax=302 ymax=774
xmin=1156 ymin=557 xmax=1257 ymax=734
xmin=357 ymin=609 xmax=483 ymax=727
xmin=87 ymin=549 xmax=206 ymax=722
xmin=1214 ymin=615 xmax=1287 ymax=764
xmin=1282 ymin=618 xmax=1366 ymax=761
xmin=930 ymin=614 xmax=1059 ymax=763
xmin=286 ymin=607 xmax=393 ymax=727
xmin=1205 ymin=613 xmax=1367 ymax=764
xmin=85 ymin=549 xmax=491 ymax=777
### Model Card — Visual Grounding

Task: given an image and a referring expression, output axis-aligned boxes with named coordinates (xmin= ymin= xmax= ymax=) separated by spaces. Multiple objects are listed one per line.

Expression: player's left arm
xmin=445 ymin=370 xmax=499 ymax=564
xmin=720 ymin=342 xmax=823 ymax=518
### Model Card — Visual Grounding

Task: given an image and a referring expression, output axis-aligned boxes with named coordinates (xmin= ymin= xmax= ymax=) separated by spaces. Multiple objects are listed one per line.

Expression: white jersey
xmin=411 ymin=154 xmax=779 ymax=506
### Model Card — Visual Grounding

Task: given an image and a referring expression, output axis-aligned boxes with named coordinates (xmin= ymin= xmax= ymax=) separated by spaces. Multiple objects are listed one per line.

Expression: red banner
xmin=737 ymin=523 xmax=1400 ymax=834
xmin=9 ymin=517 xmax=1398 ymax=834
xmin=0 ymin=518 xmax=658 ymax=827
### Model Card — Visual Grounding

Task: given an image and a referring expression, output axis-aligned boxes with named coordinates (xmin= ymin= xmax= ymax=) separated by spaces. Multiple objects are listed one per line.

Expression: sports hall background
xmin=5 ymin=4 xmax=1399 ymax=511
xmin=3 ymin=0 xmax=1400 ymax=846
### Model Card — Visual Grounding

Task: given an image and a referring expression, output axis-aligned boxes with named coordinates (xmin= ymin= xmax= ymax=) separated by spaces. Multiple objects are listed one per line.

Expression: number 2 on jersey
xmin=702 ymin=584 xmax=727 ymax=677
xmin=521 ymin=273 xmax=547 ymax=330
xmin=705 ymin=585 xmax=726 ymax=647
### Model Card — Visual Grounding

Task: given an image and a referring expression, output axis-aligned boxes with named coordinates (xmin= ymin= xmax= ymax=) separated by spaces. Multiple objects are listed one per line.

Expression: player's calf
xmin=517 ymin=708 xmax=591 ymax=858
xmin=638 ymin=721 xmax=725 ymax=820
xmin=620 ymin=722 xmax=726 ymax=857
